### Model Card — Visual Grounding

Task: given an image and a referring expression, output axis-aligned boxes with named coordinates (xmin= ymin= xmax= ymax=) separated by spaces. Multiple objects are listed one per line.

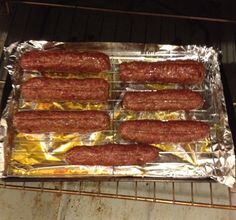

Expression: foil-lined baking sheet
xmin=0 ymin=41 xmax=235 ymax=187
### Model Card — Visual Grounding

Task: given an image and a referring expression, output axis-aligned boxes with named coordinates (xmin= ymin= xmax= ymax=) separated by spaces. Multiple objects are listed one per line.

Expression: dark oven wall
xmin=1 ymin=0 xmax=236 ymax=142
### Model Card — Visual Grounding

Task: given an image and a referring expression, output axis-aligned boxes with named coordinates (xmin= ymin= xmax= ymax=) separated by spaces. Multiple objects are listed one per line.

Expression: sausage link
xmin=119 ymin=60 xmax=205 ymax=84
xmin=122 ymin=90 xmax=203 ymax=111
xmin=19 ymin=50 xmax=111 ymax=73
xmin=65 ymin=144 xmax=159 ymax=166
xmin=21 ymin=77 xmax=109 ymax=102
xmin=118 ymin=120 xmax=210 ymax=143
xmin=13 ymin=110 xmax=110 ymax=133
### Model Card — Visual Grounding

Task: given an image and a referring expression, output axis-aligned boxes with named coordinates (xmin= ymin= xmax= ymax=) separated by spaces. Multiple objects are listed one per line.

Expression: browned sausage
xmin=19 ymin=50 xmax=111 ymax=73
xmin=13 ymin=110 xmax=110 ymax=133
xmin=118 ymin=120 xmax=210 ymax=143
xmin=21 ymin=77 xmax=109 ymax=102
xmin=122 ymin=90 xmax=204 ymax=111
xmin=119 ymin=60 xmax=205 ymax=84
xmin=65 ymin=144 xmax=159 ymax=166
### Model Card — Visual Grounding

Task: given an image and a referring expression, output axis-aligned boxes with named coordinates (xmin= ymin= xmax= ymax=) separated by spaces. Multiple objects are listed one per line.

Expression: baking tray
xmin=0 ymin=41 xmax=235 ymax=187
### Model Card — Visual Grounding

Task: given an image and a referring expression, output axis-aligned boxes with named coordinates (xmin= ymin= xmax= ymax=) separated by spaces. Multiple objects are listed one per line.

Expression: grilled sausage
xmin=19 ymin=50 xmax=111 ymax=73
xmin=65 ymin=144 xmax=159 ymax=166
xmin=13 ymin=110 xmax=110 ymax=133
xmin=122 ymin=90 xmax=203 ymax=111
xmin=21 ymin=77 xmax=109 ymax=102
xmin=119 ymin=60 xmax=205 ymax=84
xmin=118 ymin=120 xmax=210 ymax=143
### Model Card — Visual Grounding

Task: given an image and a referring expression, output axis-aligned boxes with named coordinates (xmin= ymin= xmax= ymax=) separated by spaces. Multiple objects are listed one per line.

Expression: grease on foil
xmin=19 ymin=100 xmax=108 ymax=111
xmin=151 ymin=139 xmax=209 ymax=165
xmin=10 ymin=164 xmax=114 ymax=176
xmin=12 ymin=131 xmax=113 ymax=166
xmin=1 ymin=41 xmax=235 ymax=187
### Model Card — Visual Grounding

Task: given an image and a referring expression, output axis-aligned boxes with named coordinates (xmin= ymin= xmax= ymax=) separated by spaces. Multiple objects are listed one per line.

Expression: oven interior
xmin=0 ymin=0 xmax=235 ymax=210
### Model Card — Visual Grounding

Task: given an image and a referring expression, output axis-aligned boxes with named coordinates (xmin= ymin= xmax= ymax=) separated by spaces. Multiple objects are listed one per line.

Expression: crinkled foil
xmin=0 ymin=41 xmax=235 ymax=187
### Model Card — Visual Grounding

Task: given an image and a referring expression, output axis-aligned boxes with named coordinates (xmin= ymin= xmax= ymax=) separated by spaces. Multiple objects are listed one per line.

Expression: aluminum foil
xmin=0 ymin=41 xmax=235 ymax=187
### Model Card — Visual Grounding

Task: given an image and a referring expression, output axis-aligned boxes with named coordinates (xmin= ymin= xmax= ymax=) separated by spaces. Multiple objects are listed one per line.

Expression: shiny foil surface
xmin=0 ymin=41 xmax=235 ymax=187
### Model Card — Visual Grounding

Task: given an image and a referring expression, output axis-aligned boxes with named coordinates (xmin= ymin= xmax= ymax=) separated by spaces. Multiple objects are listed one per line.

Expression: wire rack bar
xmin=0 ymin=180 xmax=235 ymax=210
xmin=191 ymin=182 xmax=194 ymax=204
xmin=6 ymin=0 xmax=236 ymax=24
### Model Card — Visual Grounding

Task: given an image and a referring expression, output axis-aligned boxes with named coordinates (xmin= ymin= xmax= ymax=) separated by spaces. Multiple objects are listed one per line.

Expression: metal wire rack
xmin=0 ymin=179 xmax=236 ymax=210
xmin=0 ymin=0 xmax=236 ymax=211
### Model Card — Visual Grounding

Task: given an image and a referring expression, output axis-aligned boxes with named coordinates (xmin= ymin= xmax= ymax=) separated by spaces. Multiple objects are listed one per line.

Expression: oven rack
xmin=0 ymin=179 xmax=236 ymax=210
xmin=0 ymin=0 xmax=235 ymax=211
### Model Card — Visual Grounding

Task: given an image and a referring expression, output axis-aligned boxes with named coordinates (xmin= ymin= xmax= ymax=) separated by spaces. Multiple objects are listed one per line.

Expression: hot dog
xmin=118 ymin=120 xmax=210 ymax=143
xmin=13 ymin=110 xmax=110 ymax=133
xmin=65 ymin=144 xmax=159 ymax=166
xmin=19 ymin=50 xmax=111 ymax=73
xmin=122 ymin=90 xmax=203 ymax=111
xmin=21 ymin=77 xmax=109 ymax=102
xmin=119 ymin=60 xmax=205 ymax=84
